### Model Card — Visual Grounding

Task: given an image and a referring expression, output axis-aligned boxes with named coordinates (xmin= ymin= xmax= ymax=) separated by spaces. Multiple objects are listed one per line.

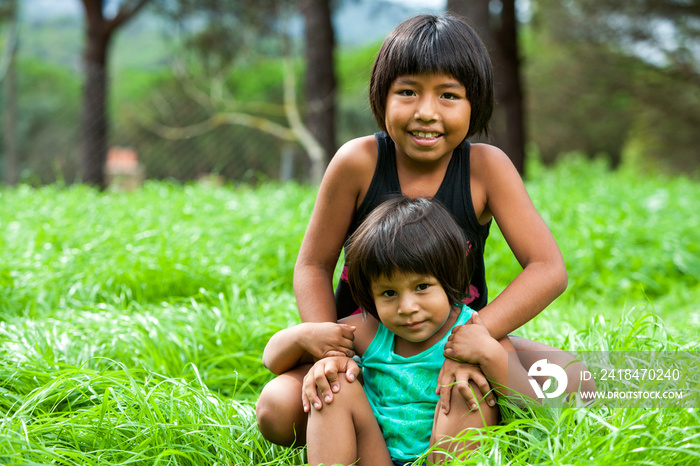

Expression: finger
xmin=313 ymin=367 xmax=333 ymax=407
xmin=325 ymin=364 xmax=341 ymax=394
xmin=472 ymin=373 xmax=496 ymax=407
xmin=444 ymin=340 xmax=453 ymax=352
xmin=439 ymin=380 xmax=453 ymax=414
xmin=340 ymin=324 xmax=356 ymax=340
xmin=301 ymin=377 xmax=311 ymax=413
xmin=317 ymin=364 xmax=340 ymax=404
xmin=469 ymin=311 xmax=481 ymax=325
xmin=303 ymin=374 xmax=323 ymax=411
xmin=435 ymin=365 xmax=445 ymax=396
xmin=456 ymin=380 xmax=479 ymax=411
xmin=345 ymin=359 xmax=360 ymax=383
xmin=443 ymin=346 xmax=460 ymax=362
xmin=338 ymin=338 xmax=356 ymax=357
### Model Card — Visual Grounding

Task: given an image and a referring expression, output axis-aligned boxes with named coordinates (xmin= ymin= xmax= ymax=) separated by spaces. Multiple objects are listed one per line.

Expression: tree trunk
xmin=79 ymin=0 xmax=150 ymax=188
xmin=301 ymin=0 xmax=336 ymax=168
xmin=81 ymin=14 xmax=111 ymax=187
xmin=497 ymin=0 xmax=526 ymax=174
xmin=447 ymin=0 xmax=526 ymax=174
xmin=2 ymin=0 xmax=19 ymax=185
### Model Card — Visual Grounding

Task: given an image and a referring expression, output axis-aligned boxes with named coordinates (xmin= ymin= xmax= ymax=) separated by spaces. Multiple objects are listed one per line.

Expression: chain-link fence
xmin=0 ymin=7 xmax=360 ymax=187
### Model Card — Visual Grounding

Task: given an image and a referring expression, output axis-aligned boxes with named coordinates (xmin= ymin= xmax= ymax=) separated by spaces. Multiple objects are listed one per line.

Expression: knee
xmin=255 ymin=385 xmax=276 ymax=433
xmin=256 ymin=381 xmax=303 ymax=447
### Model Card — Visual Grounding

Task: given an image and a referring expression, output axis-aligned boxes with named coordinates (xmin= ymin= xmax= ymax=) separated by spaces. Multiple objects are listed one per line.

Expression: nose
xmin=414 ymin=95 xmax=438 ymax=122
xmin=397 ymin=294 xmax=419 ymax=315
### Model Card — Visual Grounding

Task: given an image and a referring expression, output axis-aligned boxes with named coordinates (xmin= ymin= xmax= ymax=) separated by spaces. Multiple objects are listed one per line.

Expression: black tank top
xmin=334 ymin=132 xmax=491 ymax=319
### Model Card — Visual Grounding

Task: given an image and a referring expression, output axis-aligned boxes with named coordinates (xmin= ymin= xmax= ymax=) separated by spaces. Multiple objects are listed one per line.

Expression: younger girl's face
xmin=384 ymin=73 xmax=472 ymax=165
xmin=371 ymin=271 xmax=457 ymax=352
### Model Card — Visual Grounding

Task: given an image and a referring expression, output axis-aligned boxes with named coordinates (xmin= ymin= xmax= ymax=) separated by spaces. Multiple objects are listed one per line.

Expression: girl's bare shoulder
xmin=321 ymin=135 xmax=378 ymax=207
xmin=468 ymin=143 xmax=526 ymax=223
xmin=330 ymin=135 xmax=378 ymax=174
xmin=469 ymin=143 xmax=516 ymax=180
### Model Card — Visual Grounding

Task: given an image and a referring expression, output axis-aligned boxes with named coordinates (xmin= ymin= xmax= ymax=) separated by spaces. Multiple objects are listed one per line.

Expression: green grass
xmin=1 ymin=157 xmax=699 ymax=465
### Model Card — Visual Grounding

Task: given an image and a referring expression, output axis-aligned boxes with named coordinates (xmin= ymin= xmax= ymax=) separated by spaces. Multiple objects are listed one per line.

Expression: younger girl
xmin=257 ymin=13 xmax=593 ymax=446
xmin=263 ymin=197 xmax=538 ymax=466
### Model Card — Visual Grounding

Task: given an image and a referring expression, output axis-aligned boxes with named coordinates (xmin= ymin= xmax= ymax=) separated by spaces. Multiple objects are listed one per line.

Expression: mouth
xmin=403 ymin=320 xmax=425 ymax=330
xmin=410 ymin=131 xmax=442 ymax=139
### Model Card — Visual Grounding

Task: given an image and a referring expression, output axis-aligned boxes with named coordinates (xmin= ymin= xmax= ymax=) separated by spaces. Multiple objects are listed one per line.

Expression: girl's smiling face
xmin=371 ymin=271 xmax=458 ymax=356
xmin=384 ymin=73 xmax=472 ymax=166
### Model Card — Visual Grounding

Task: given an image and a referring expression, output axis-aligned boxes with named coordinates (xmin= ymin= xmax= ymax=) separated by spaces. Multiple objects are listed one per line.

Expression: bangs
xmin=389 ymin=23 xmax=468 ymax=82
xmin=358 ymin=217 xmax=439 ymax=282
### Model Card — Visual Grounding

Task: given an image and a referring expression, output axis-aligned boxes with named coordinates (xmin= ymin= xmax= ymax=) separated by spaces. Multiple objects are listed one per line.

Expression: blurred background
xmin=0 ymin=0 xmax=698 ymax=187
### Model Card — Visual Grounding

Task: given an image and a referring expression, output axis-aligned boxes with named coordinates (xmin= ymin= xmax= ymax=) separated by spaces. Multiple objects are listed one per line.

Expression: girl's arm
xmin=262 ymin=322 xmax=357 ymax=375
xmin=470 ymin=144 xmax=568 ymax=339
xmin=294 ymin=136 xmax=377 ymax=323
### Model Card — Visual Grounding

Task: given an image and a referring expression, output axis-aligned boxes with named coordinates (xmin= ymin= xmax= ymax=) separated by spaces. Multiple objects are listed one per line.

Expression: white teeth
xmin=413 ymin=131 xmax=440 ymax=138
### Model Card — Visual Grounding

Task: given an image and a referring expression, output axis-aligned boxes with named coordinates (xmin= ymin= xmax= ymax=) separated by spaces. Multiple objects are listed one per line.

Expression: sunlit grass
xmin=1 ymin=157 xmax=699 ymax=464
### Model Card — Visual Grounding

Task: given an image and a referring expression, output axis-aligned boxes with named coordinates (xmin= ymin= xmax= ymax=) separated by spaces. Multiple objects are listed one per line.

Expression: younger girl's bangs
xmin=361 ymin=219 xmax=436 ymax=282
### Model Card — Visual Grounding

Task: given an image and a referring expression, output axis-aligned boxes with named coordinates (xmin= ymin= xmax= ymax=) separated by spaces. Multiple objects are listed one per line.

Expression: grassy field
xmin=1 ymin=156 xmax=699 ymax=465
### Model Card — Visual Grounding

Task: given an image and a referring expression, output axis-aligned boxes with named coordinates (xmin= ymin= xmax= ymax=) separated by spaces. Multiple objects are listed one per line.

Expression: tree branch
xmin=282 ymin=58 xmax=326 ymax=184
xmin=147 ymin=113 xmax=297 ymax=142
xmin=107 ymin=0 xmax=152 ymax=34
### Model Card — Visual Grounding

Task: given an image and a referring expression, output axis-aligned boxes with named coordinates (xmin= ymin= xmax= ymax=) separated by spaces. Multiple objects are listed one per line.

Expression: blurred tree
xmin=146 ymin=0 xmax=328 ymax=183
xmin=447 ymin=0 xmax=526 ymax=174
xmin=157 ymin=0 xmax=284 ymax=70
xmin=529 ymin=0 xmax=700 ymax=171
xmin=0 ymin=0 xmax=19 ymax=185
xmin=80 ymin=0 xmax=302 ymax=187
xmin=572 ymin=0 xmax=700 ymax=85
xmin=301 ymin=0 xmax=337 ymax=162
xmin=79 ymin=0 xmax=152 ymax=188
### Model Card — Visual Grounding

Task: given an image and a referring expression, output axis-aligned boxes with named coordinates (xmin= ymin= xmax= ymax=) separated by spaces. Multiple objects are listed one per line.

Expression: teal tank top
xmin=360 ymin=304 xmax=474 ymax=461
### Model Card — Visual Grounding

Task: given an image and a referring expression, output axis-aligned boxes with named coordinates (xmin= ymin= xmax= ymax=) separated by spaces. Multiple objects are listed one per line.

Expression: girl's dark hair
xmin=345 ymin=196 xmax=472 ymax=319
xmin=369 ymin=14 xmax=494 ymax=139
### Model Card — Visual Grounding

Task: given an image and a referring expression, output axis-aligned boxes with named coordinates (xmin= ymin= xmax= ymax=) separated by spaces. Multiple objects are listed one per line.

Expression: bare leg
xmin=256 ymin=365 xmax=310 ymax=447
xmin=510 ymin=336 xmax=597 ymax=397
xmin=429 ymin=381 xmax=500 ymax=463
xmin=307 ymin=377 xmax=393 ymax=466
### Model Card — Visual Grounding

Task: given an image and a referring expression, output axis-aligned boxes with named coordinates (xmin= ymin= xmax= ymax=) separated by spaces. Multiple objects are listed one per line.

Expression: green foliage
xmin=525 ymin=0 xmax=700 ymax=173
xmin=225 ymin=58 xmax=287 ymax=103
xmin=1 ymin=57 xmax=81 ymax=184
xmin=335 ymin=42 xmax=383 ymax=142
xmin=1 ymin=158 xmax=699 ymax=464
